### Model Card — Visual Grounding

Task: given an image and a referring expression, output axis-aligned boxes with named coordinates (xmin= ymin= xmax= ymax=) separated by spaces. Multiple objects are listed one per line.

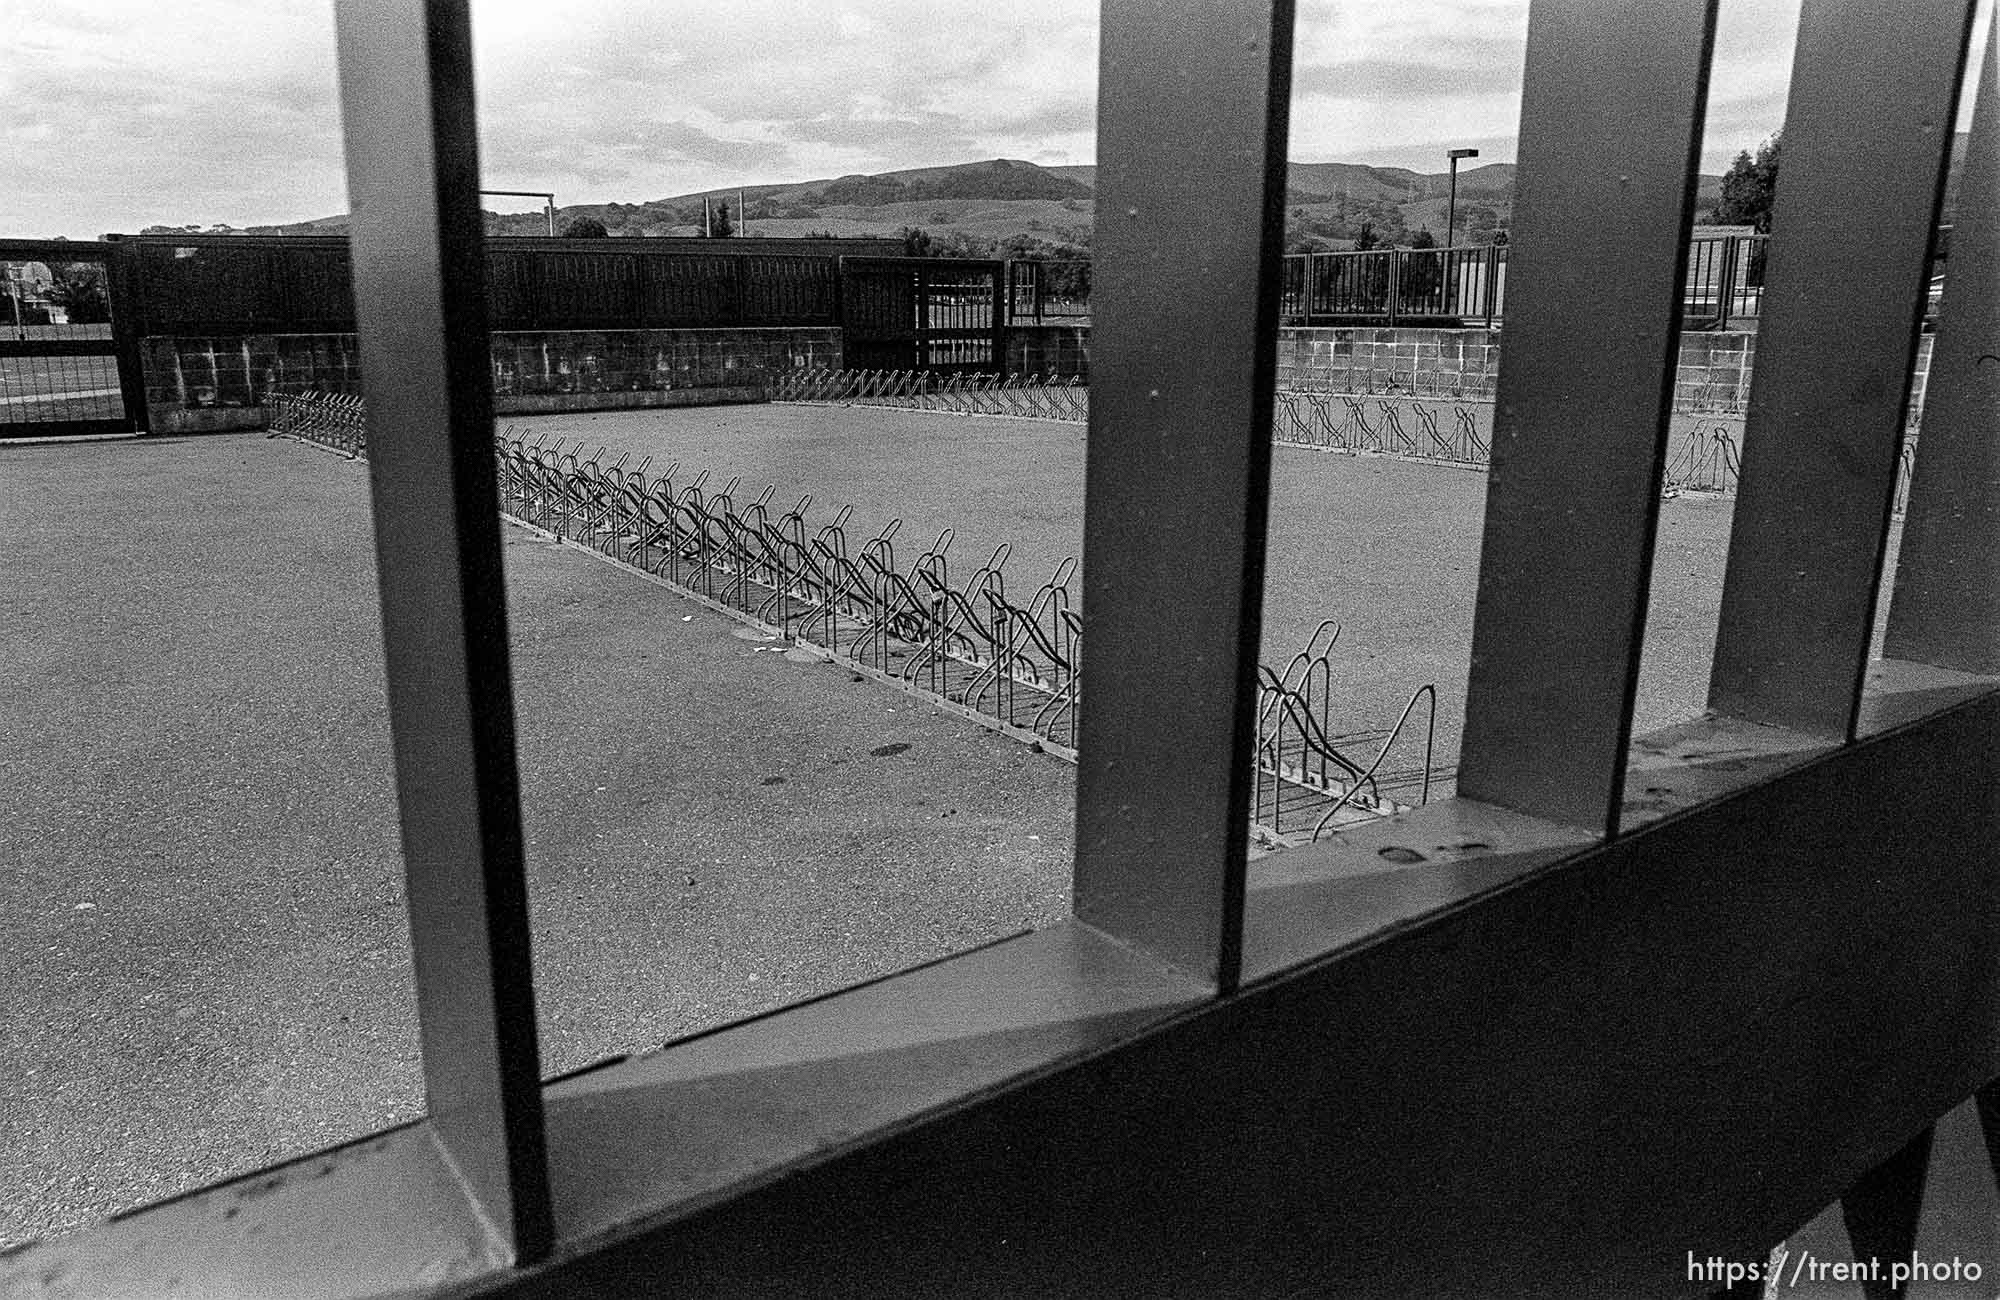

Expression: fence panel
xmin=121 ymin=235 xmax=843 ymax=336
xmin=1286 ymin=250 xmax=1398 ymax=320
xmin=1396 ymin=249 xmax=1450 ymax=317
xmin=534 ymin=251 xmax=643 ymax=328
xmin=135 ymin=242 xmax=280 ymax=333
xmin=738 ymin=255 xmax=837 ymax=325
xmin=484 ymin=249 xmax=538 ymax=329
xmin=1278 ymin=236 xmax=1785 ymax=327
xmin=266 ymin=243 xmax=356 ymax=333
xmin=0 ymin=239 xmax=146 ymax=437
xmin=638 ymin=254 xmax=735 ymax=327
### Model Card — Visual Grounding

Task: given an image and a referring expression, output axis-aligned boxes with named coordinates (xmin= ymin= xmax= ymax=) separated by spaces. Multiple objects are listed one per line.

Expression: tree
xmin=1403 ymin=228 xmax=1441 ymax=303
xmin=560 ymin=216 xmax=609 ymax=238
xmin=704 ymin=201 xmax=735 ymax=238
xmin=45 ymin=262 xmax=110 ymax=324
xmin=1714 ymin=131 xmax=1782 ymax=233
xmin=899 ymin=226 xmax=934 ymax=257
xmin=1354 ymin=222 xmax=1379 ymax=252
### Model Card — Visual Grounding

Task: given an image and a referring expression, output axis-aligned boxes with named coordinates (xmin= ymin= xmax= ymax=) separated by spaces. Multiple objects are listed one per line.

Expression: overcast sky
xmin=1 ymin=0 xmax=1990 ymax=238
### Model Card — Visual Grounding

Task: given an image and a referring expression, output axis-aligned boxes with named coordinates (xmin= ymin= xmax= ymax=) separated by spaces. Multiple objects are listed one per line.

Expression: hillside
xmin=214 ymin=154 xmax=1755 ymax=250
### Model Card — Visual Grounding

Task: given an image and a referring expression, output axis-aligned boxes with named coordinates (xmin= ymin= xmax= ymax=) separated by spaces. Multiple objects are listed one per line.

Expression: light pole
xmin=1445 ymin=148 xmax=1479 ymax=251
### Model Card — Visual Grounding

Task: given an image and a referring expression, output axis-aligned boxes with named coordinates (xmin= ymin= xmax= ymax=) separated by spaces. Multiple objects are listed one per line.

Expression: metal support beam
xmin=333 ymin=0 xmax=551 ymax=1262
xmin=1457 ymin=0 xmax=1718 ymax=834
xmin=1074 ymin=0 xmax=1294 ymax=989
xmin=104 ymin=238 xmax=150 ymax=433
xmin=1707 ymin=0 xmax=1978 ymax=737
xmin=1839 ymin=1125 xmax=1936 ymax=1300
xmin=1885 ymin=24 xmax=2000 ymax=675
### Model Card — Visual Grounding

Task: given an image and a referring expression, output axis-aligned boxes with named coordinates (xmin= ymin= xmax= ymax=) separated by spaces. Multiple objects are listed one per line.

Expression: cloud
xmin=3 ymin=0 xmax=1986 ymax=238
xmin=1292 ymin=54 xmax=1523 ymax=103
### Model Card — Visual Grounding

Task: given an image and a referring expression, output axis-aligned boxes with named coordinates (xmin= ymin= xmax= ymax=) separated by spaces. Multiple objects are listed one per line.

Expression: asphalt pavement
xmin=1 ymin=431 xmax=1074 ymax=1246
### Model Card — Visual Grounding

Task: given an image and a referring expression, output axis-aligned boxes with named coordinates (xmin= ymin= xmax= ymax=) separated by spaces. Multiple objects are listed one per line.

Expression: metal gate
xmin=838 ymin=256 xmax=1003 ymax=373
xmin=0 ymin=239 xmax=146 ymax=439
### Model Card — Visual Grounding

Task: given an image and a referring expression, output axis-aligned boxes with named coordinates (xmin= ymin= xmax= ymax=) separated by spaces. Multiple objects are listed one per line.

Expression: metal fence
xmin=0 ymin=242 xmax=145 ymax=437
xmin=1006 ymin=260 xmax=1092 ymax=323
xmin=48 ymin=234 xmax=1804 ymax=346
xmin=120 ymin=235 xmax=842 ymax=335
xmin=268 ymin=389 xmax=1434 ymax=840
xmin=1276 ymin=232 xmax=1773 ymax=328
xmin=78 ymin=235 xmax=1808 ymax=348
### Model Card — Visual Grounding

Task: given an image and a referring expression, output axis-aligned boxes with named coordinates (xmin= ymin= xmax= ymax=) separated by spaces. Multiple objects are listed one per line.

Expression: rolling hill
xmin=222 ymin=154 xmax=1754 ymax=249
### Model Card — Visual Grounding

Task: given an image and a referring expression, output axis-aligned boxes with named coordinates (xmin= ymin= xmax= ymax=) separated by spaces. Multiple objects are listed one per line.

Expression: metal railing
xmin=1276 ymin=232 xmax=1772 ymax=328
xmin=269 ymin=389 xmax=1434 ymax=840
xmin=1006 ymin=259 xmax=1092 ymax=323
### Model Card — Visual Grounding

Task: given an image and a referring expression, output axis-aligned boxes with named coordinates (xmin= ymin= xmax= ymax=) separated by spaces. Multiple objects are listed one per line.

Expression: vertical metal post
xmin=1712 ymin=235 xmax=1739 ymax=329
xmin=1707 ymin=0 xmax=1977 ymax=738
xmin=987 ymin=260 xmax=1005 ymax=369
xmin=333 ymin=0 xmax=551 ymax=1262
xmin=104 ymin=238 xmax=152 ymax=434
xmin=1075 ymin=0 xmax=1293 ymax=990
xmin=1485 ymin=245 xmax=1501 ymax=328
xmin=1884 ymin=23 xmax=2000 ymax=674
xmin=1386 ymin=251 xmax=1400 ymax=327
xmin=1456 ymin=0 xmax=1717 ymax=835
